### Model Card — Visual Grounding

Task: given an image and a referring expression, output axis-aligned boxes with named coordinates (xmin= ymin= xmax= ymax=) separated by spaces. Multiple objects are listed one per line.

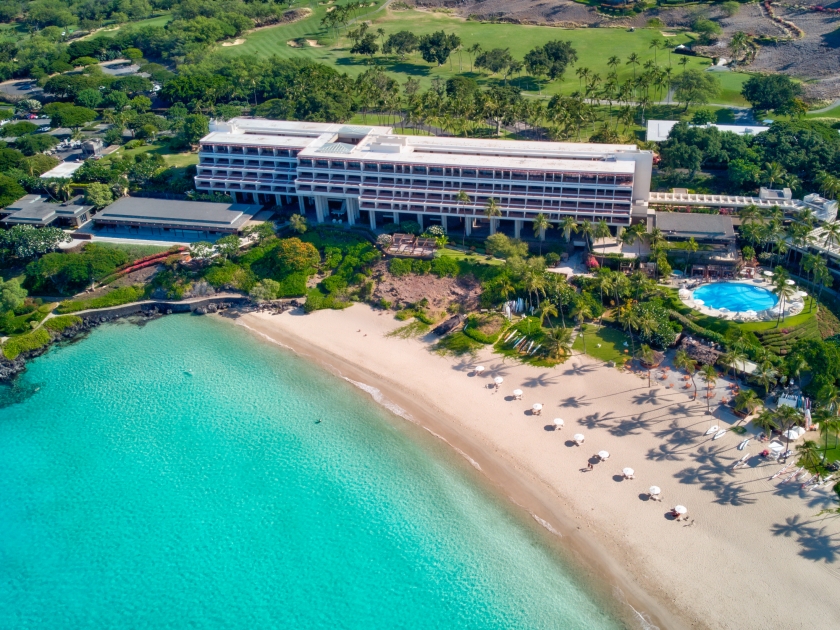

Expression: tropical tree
xmin=544 ymin=326 xmax=573 ymax=360
xmin=579 ymin=220 xmax=594 ymax=253
xmin=795 ymin=440 xmax=821 ymax=470
xmin=817 ymin=412 xmax=840 ymax=462
xmin=289 ymin=213 xmax=307 ymax=234
xmin=753 ymin=362 xmax=777 ymax=395
xmin=595 ymin=220 xmax=611 ymax=255
xmin=532 ymin=213 xmax=552 ymax=254
xmin=774 ymin=404 xmax=803 ymax=453
xmin=771 ymin=267 xmax=797 ymax=327
xmin=684 ymin=236 xmax=699 ymax=274
xmin=752 ymin=409 xmax=778 ymax=440
xmin=484 ymin=197 xmax=501 ymax=233
xmin=537 ymin=300 xmax=558 ymax=327
xmin=674 ymin=349 xmax=698 ymax=400
xmin=733 ymin=388 xmax=761 ymax=416
xmin=456 ymin=189 xmax=471 ymax=246
xmin=571 ymin=301 xmax=594 ymax=354
xmin=560 ymin=216 xmax=578 ymax=243
xmin=636 ymin=343 xmax=656 ymax=386
xmin=701 ymin=363 xmax=717 ymax=413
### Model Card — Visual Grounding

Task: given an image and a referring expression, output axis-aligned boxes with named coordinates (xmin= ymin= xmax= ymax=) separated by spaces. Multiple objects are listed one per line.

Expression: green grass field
xmin=106 ymin=142 xmax=198 ymax=168
xmin=571 ymin=324 xmax=630 ymax=363
xmin=221 ymin=6 xmax=751 ymax=105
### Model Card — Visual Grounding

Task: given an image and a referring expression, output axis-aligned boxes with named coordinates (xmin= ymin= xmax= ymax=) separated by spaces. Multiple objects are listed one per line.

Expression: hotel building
xmin=195 ymin=118 xmax=654 ymax=237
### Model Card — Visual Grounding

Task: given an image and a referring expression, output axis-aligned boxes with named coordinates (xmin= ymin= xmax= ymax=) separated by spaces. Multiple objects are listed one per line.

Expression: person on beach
xmin=587 ymin=461 xmax=593 ymax=471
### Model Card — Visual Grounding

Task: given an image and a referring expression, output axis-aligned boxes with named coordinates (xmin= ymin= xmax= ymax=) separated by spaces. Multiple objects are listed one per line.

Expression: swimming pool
xmin=692 ymin=282 xmax=778 ymax=312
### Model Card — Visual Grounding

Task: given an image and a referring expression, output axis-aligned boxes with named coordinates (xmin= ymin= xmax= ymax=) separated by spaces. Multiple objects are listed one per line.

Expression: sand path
xmin=233 ymin=304 xmax=840 ymax=630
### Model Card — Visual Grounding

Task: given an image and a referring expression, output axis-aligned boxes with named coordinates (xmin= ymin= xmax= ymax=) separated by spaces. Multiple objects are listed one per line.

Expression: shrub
xmin=43 ymin=315 xmax=82 ymax=332
xmin=634 ymin=301 xmax=679 ymax=348
xmin=2 ymin=327 xmax=51 ymax=359
xmin=57 ymin=285 xmax=147 ymax=313
xmin=434 ymin=331 xmax=482 ymax=356
xmin=303 ymin=288 xmax=351 ymax=313
xmin=431 ymin=256 xmax=459 ymax=277
xmin=463 ymin=313 xmax=505 ymax=344
xmin=389 ymin=258 xmax=413 ymax=276
xmin=669 ymin=310 xmax=727 ymax=346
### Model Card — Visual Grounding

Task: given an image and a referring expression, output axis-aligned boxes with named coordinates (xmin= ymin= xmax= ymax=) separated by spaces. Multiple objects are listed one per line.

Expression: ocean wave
xmin=344 ymin=377 xmax=482 ymax=472
xmin=235 ymin=322 xmax=296 ymax=352
xmin=613 ymin=586 xmax=660 ymax=630
xmin=531 ymin=513 xmax=563 ymax=538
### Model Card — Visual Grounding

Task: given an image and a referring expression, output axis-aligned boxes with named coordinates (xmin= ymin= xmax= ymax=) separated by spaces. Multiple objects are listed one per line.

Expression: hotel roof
xmin=655 ymin=212 xmax=736 ymax=242
xmin=646 ymin=120 xmax=769 ymax=142
xmin=2 ymin=194 xmax=91 ymax=226
xmin=95 ymin=197 xmax=261 ymax=231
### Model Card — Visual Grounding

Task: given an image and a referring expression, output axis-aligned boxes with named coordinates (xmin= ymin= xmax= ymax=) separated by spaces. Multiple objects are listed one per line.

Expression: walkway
xmin=648 ymin=191 xmax=802 ymax=211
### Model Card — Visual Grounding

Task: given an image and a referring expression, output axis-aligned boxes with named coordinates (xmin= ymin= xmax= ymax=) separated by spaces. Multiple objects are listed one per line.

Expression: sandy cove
xmin=230 ymin=304 xmax=840 ymax=630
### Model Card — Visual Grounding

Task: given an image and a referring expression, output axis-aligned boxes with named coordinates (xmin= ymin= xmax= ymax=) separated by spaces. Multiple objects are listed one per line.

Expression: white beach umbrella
xmin=598 ymin=450 xmax=610 ymax=460
xmin=769 ymin=441 xmax=784 ymax=452
xmin=532 ymin=403 xmax=543 ymax=411
xmin=763 ymin=270 xmax=774 ymax=277
xmin=553 ymin=418 xmax=564 ymax=429
xmin=785 ymin=279 xmax=795 ymax=286
xmin=475 ymin=366 xmax=485 ymax=374
xmin=795 ymin=291 xmax=807 ymax=299
xmin=573 ymin=433 xmax=585 ymax=444
xmin=494 ymin=376 xmax=504 ymax=385
xmin=674 ymin=505 xmax=687 ymax=515
xmin=623 ymin=467 xmax=634 ymax=477
xmin=513 ymin=388 xmax=523 ymax=397
xmin=693 ymin=299 xmax=704 ymax=306
xmin=649 ymin=486 xmax=661 ymax=496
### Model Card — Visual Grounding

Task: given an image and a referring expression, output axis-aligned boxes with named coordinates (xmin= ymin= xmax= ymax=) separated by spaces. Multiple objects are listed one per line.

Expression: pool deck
xmin=677 ymin=278 xmax=805 ymax=322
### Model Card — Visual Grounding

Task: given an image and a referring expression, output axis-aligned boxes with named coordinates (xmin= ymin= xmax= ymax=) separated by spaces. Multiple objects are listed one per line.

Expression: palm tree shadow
xmin=520 ymin=372 xmax=560 ymax=388
xmin=579 ymin=411 xmax=615 ymax=430
xmin=560 ymin=395 xmax=591 ymax=408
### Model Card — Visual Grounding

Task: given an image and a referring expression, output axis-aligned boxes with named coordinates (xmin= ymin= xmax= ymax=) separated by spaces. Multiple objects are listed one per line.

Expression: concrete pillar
xmin=314 ymin=196 xmax=328 ymax=223
xmin=285 ymin=195 xmax=292 ymax=204
xmin=369 ymin=210 xmax=377 ymax=230
xmin=440 ymin=215 xmax=447 ymax=233
xmin=514 ymin=219 xmax=522 ymax=239
xmin=465 ymin=219 xmax=472 ymax=236
xmin=275 ymin=194 xmax=283 ymax=206
xmin=298 ymin=196 xmax=305 ymax=214
xmin=540 ymin=227 xmax=546 ymax=241
xmin=393 ymin=212 xmax=399 ymax=225
xmin=489 ymin=218 xmax=496 ymax=235
xmin=347 ymin=198 xmax=359 ymax=226
xmin=416 ymin=213 xmax=423 ymax=230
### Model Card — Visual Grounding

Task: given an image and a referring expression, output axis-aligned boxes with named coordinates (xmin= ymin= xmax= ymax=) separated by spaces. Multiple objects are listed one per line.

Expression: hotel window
xmin=429 ymin=167 xmax=443 ymax=176
xmin=299 ymin=159 xmax=313 ymax=167
xmin=412 ymin=165 xmax=427 ymax=175
xmin=478 ymin=169 xmax=493 ymax=179
xmin=462 ymin=169 xmax=476 ymax=178
xmin=380 ymin=164 xmax=394 ymax=173
xmin=444 ymin=167 xmax=454 ymax=176
xmin=315 ymin=160 xmax=329 ymax=168
xmin=347 ymin=161 xmax=361 ymax=170
xmin=364 ymin=163 xmax=379 ymax=172
xmin=331 ymin=161 xmax=345 ymax=169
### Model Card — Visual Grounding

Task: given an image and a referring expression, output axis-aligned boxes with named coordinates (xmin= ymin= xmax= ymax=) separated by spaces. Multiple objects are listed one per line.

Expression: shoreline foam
xmin=228 ymin=304 xmax=840 ymax=630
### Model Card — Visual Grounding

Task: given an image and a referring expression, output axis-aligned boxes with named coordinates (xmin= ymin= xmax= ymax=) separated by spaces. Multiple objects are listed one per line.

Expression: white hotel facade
xmin=195 ymin=118 xmax=654 ymax=237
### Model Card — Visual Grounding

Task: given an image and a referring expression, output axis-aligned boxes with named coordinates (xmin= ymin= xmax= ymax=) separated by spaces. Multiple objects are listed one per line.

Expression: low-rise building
xmin=0 ymin=194 xmax=91 ymax=227
xmin=654 ymin=212 xmax=736 ymax=247
xmin=646 ymin=120 xmax=769 ymax=143
xmin=92 ymin=197 xmax=261 ymax=238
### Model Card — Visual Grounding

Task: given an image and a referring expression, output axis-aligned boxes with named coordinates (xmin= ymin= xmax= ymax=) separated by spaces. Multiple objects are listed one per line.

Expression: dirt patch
xmin=222 ymin=38 xmax=245 ymax=47
xmin=371 ymin=261 xmax=481 ymax=314
xmin=305 ymin=39 xmax=322 ymax=47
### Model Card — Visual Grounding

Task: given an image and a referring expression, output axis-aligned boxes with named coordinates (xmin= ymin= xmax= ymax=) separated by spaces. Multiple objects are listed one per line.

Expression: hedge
xmin=669 ymin=310 xmax=728 ymax=346
xmin=57 ymin=286 xmax=147 ymax=314
xmin=463 ymin=315 xmax=505 ymax=344
xmin=43 ymin=315 xmax=83 ymax=332
xmin=2 ymin=328 xmax=51 ymax=360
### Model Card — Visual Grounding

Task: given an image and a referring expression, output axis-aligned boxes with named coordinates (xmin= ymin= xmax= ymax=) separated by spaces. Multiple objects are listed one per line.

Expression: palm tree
xmin=456 ymin=189 xmax=471 ymax=246
xmin=579 ymin=220 xmax=594 ymax=253
xmin=821 ymin=221 xmax=840 ymax=251
xmin=729 ymin=31 xmax=750 ymax=60
xmin=795 ymin=440 xmax=821 ymax=470
xmin=636 ymin=343 xmax=656 ymax=386
xmin=817 ymin=412 xmax=840 ymax=462
xmin=626 ymin=52 xmax=640 ymax=79
xmin=594 ymin=220 xmax=611 ymax=256
xmin=674 ymin=349 xmax=698 ymax=400
xmin=752 ymin=409 xmax=778 ymax=441
xmin=763 ymin=162 xmax=787 ymax=188
xmin=560 ymin=216 xmax=578 ymax=243
xmin=616 ymin=300 xmax=638 ymax=359
xmin=733 ymin=389 xmax=761 ymax=417
xmin=753 ymin=362 xmax=777 ymax=396
xmin=571 ymin=301 xmax=594 ymax=354
xmin=700 ymin=363 xmax=717 ymax=414
xmin=720 ymin=345 xmax=746 ymax=381
xmin=544 ymin=326 xmax=573 ymax=360
xmin=771 ymin=269 xmax=797 ymax=327
xmin=537 ymin=300 xmax=558 ymax=327
xmin=484 ymin=197 xmax=501 ymax=234
xmin=532 ymin=214 xmax=552 ymax=254
xmin=774 ymin=404 xmax=803 ymax=455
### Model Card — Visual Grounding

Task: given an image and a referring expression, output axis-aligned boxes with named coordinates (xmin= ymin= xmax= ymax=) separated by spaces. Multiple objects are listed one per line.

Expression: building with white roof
xmin=195 ymin=118 xmax=654 ymax=237
xmin=646 ymin=120 xmax=769 ymax=143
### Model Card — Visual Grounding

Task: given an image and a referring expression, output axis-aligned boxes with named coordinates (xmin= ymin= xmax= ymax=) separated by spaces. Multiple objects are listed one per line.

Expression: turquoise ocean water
xmin=0 ymin=315 xmax=623 ymax=629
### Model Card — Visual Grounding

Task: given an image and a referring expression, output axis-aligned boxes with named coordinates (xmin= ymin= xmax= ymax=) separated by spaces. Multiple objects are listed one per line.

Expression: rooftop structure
xmin=646 ymin=120 xmax=769 ymax=143
xmin=195 ymin=118 xmax=655 ymax=239
xmin=40 ymin=161 xmax=85 ymax=179
xmin=1 ymin=194 xmax=91 ymax=227
xmin=654 ymin=212 xmax=736 ymax=245
xmin=800 ymin=193 xmax=838 ymax=223
xmin=93 ymin=197 xmax=261 ymax=236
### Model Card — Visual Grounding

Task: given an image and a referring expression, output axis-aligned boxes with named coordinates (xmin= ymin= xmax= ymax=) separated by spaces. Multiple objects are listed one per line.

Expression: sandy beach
xmin=231 ymin=304 xmax=840 ymax=630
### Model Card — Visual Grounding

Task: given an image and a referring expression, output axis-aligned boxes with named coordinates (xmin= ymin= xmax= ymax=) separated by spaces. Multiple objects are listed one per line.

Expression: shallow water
xmin=0 ymin=315 xmax=623 ymax=629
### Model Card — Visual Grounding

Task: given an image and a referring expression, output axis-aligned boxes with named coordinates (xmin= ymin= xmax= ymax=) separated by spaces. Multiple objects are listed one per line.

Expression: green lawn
xmin=221 ymin=6 xmax=751 ymax=105
xmin=106 ymin=142 xmax=198 ymax=168
xmin=807 ymin=103 xmax=840 ymax=119
xmin=435 ymin=247 xmax=504 ymax=265
xmin=571 ymin=324 xmax=630 ymax=363
xmin=96 ymin=13 xmax=173 ymax=37
xmin=711 ymin=71 xmax=749 ymax=107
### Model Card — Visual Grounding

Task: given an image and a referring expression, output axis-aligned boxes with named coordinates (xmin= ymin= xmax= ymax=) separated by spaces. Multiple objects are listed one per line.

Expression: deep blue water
xmin=692 ymin=282 xmax=777 ymax=312
xmin=0 ymin=315 xmax=623 ymax=629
